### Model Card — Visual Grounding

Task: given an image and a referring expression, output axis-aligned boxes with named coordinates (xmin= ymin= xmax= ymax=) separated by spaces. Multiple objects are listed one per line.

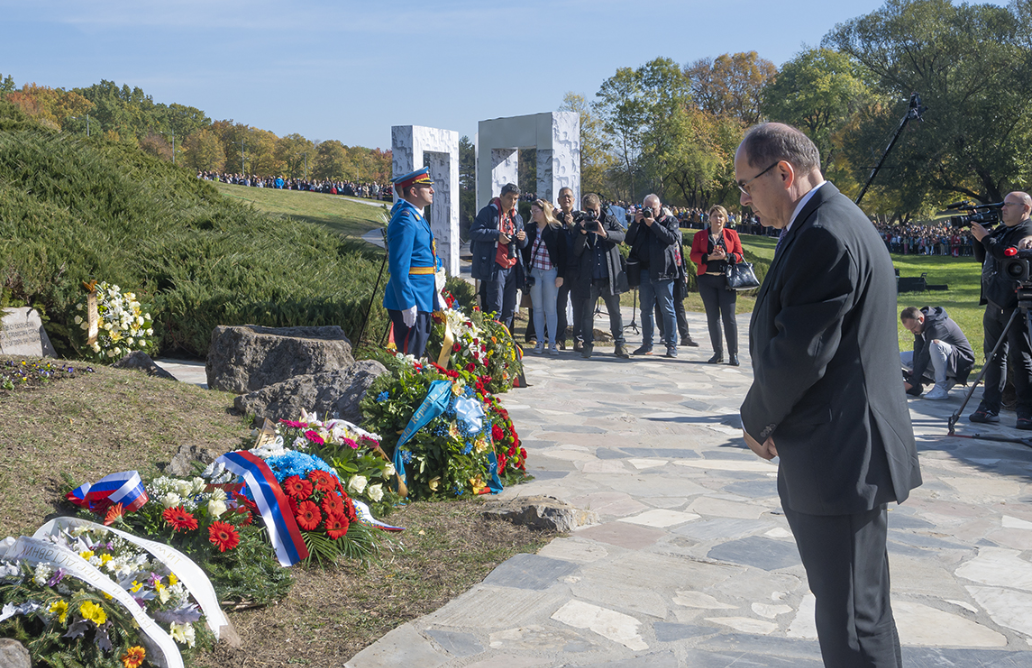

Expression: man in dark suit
xmin=736 ymin=123 xmax=922 ymax=667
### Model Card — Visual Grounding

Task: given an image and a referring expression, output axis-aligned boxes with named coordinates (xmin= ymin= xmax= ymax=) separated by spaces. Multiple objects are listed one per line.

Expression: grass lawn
xmin=213 ymin=181 xmax=389 ymax=239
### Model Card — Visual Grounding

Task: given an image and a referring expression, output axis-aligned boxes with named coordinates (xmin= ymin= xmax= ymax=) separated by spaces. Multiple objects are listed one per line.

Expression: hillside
xmin=0 ymin=101 xmax=390 ymax=359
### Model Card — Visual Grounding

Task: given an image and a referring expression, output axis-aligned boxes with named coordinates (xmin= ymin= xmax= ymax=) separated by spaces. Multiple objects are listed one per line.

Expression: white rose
xmin=106 ymin=349 xmax=116 ymax=358
xmin=127 ymin=337 xmax=134 ymax=346
xmin=367 ymin=483 xmax=384 ymax=502
xmin=74 ymin=315 xmax=82 ymax=325
xmin=347 ymin=475 xmax=368 ymax=495
xmin=80 ymin=322 xmax=88 ymax=331
xmin=174 ymin=480 xmax=192 ymax=497
xmin=121 ymin=322 xmax=129 ymax=330
xmin=91 ymin=343 xmax=100 ymax=353
xmin=147 ymin=328 xmax=154 ymax=336
xmin=207 ymin=499 xmax=227 ymax=517
xmin=384 ymin=463 xmax=395 ymax=477
xmin=160 ymin=493 xmax=181 ymax=508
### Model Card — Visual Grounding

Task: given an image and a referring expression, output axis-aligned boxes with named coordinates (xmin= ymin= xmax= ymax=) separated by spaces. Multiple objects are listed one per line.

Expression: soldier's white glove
xmin=402 ymin=306 xmax=417 ymax=327
xmin=435 ymin=268 xmax=447 ymax=291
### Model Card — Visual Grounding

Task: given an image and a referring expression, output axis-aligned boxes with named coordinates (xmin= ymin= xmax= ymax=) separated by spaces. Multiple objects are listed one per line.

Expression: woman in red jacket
xmin=690 ymin=205 xmax=744 ymax=365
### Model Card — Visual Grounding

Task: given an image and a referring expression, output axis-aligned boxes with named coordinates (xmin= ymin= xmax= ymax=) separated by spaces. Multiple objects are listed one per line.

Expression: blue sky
xmin=1 ymin=0 xmax=934 ymax=149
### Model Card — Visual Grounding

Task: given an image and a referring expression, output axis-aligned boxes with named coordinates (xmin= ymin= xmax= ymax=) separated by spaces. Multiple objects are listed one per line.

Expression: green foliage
xmin=0 ymin=106 xmax=391 ymax=358
xmin=825 ymin=0 xmax=1032 ymax=207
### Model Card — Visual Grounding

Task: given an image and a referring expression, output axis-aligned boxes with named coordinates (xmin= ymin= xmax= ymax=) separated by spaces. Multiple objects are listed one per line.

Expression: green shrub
xmin=0 ymin=106 xmax=390 ymax=358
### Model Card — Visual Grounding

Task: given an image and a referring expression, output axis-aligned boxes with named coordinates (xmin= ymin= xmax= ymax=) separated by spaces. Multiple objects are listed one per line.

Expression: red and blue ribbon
xmin=216 ymin=451 xmax=310 ymax=567
xmin=66 ymin=471 xmax=149 ymax=513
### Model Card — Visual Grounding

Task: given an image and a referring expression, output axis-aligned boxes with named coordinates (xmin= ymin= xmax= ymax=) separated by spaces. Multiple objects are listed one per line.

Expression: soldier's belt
xmin=408 ymin=266 xmax=436 ymax=275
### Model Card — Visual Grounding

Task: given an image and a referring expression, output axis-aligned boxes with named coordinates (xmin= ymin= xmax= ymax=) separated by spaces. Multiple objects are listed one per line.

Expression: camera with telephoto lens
xmin=945 ymin=200 xmax=1003 ymax=229
xmin=575 ymin=209 xmax=601 ymax=231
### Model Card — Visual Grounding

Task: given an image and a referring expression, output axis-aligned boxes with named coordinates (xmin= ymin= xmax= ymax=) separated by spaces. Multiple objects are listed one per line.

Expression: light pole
xmin=70 ymin=114 xmax=90 ymax=137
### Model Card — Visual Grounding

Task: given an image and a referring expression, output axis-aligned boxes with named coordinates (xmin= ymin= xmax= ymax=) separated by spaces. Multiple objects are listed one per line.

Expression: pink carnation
xmin=304 ymin=430 xmax=325 ymax=445
xmin=342 ymin=438 xmax=359 ymax=450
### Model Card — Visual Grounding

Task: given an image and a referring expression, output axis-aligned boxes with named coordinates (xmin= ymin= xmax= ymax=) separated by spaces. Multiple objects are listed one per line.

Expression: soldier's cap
xmin=392 ymin=167 xmax=434 ymax=189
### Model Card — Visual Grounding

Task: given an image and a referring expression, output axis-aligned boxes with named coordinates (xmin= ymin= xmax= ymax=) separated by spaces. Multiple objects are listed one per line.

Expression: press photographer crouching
xmin=967 ymin=191 xmax=1032 ymax=428
xmin=901 ymin=306 xmax=974 ymax=400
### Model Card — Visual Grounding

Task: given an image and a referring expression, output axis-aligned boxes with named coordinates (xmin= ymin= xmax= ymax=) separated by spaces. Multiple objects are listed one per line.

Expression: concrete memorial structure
xmin=476 ymin=112 xmax=580 ymax=209
xmin=0 ymin=307 xmax=56 ymax=357
xmin=391 ymin=125 xmax=460 ymax=276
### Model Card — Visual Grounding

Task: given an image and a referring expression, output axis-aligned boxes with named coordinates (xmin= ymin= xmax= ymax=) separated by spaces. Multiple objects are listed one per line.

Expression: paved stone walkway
xmin=342 ymin=307 xmax=1032 ymax=668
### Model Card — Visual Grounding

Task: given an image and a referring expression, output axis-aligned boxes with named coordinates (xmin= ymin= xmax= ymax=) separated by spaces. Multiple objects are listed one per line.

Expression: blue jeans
xmin=639 ymin=273 xmax=676 ymax=350
xmin=529 ymin=266 xmax=559 ymax=347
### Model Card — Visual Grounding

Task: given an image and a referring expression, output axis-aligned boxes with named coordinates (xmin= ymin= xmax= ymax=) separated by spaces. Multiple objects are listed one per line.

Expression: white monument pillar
xmin=476 ymin=112 xmax=580 ymax=210
xmin=391 ymin=125 xmax=460 ymax=276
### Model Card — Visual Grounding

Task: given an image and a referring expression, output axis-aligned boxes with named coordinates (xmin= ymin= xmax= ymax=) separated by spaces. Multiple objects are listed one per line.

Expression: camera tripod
xmin=948 ymin=288 xmax=1032 ymax=449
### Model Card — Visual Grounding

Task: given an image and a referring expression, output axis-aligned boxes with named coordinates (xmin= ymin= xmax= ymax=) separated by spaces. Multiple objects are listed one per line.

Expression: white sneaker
xmin=548 ymin=344 xmax=559 ymax=356
xmin=925 ymin=385 xmax=949 ymax=400
xmin=533 ymin=343 xmax=544 ymax=354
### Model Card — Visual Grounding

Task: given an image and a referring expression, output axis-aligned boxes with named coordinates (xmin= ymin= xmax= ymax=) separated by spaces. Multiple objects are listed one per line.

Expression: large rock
xmin=206 ymin=325 xmax=355 ymax=394
xmin=165 ymin=444 xmax=227 ymax=477
xmin=234 ymin=359 xmax=388 ymax=425
xmin=0 ymin=638 xmax=30 ymax=668
xmin=482 ymin=495 xmax=599 ymax=532
xmin=112 ymin=351 xmax=178 ymax=381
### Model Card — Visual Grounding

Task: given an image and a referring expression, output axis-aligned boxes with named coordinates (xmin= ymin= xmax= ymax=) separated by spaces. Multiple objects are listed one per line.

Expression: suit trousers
xmin=556 ymin=277 xmax=582 ymax=344
xmin=784 ymin=503 xmax=902 ymax=668
xmin=388 ymin=309 xmax=432 ymax=359
xmin=480 ymin=265 xmax=519 ymax=331
xmin=980 ymin=303 xmax=1032 ymax=416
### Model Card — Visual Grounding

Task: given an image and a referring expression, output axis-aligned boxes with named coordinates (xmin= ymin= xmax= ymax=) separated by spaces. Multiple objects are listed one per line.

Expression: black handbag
xmin=725 ymin=259 xmax=760 ymax=291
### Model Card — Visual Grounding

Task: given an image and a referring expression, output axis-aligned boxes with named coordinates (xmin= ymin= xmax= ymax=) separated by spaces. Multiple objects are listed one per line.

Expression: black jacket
xmin=572 ymin=212 xmax=628 ymax=297
xmin=470 ymin=201 xmax=527 ymax=282
xmin=976 ymin=218 xmax=1032 ymax=308
xmin=906 ymin=306 xmax=975 ymax=386
xmin=521 ymin=223 xmax=567 ymax=276
xmin=625 ymin=213 xmax=680 ymax=280
xmin=741 ymin=182 xmax=921 ymax=515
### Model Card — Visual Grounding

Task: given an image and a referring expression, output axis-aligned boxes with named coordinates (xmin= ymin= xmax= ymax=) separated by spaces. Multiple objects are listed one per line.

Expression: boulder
xmin=234 ymin=359 xmax=388 ymax=426
xmin=165 ymin=444 xmax=226 ymax=477
xmin=0 ymin=638 xmax=30 ymax=668
xmin=482 ymin=495 xmax=599 ymax=532
xmin=206 ymin=325 xmax=355 ymax=394
xmin=112 ymin=351 xmax=178 ymax=381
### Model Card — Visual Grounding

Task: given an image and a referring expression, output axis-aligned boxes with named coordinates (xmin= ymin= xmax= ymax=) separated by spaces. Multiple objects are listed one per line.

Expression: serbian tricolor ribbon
xmin=66 ymin=471 xmax=149 ymax=514
xmin=215 ymin=451 xmax=309 ymax=567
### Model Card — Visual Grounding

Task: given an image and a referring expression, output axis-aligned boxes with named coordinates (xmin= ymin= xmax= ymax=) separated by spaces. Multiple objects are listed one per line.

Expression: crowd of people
xmin=874 ymin=221 xmax=976 ymax=256
xmin=197 ymin=171 xmax=392 ymax=201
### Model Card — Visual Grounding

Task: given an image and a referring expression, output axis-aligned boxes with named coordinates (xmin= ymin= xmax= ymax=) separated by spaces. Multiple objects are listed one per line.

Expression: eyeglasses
xmin=737 ymin=162 xmax=779 ymax=195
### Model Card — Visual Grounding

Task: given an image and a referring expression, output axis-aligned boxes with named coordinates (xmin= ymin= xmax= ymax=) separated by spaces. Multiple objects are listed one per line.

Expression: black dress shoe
xmin=681 ymin=338 xmax=700 ymax=348
xmin=707 ymin=353 xmax=724 ymax=364
xmin=728 ymin=354 xmax=740 ymax=366
xmin=581 ymin=345 xmax=593 ymax=359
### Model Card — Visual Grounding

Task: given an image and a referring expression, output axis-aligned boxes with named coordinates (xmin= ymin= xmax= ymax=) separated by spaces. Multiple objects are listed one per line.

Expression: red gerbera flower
xmin=103 ymin=502 xmax=125 ymax=526
xmin=233 ymin=505 xmax=254 ymax=526
xmin=322 ymin=492 xmax=344 ymax=516
xmin=294 ymin=500 xmax=322 ymax=531
xmin=492 ymin=424 xmax=505 ymax=441
xmin=343 ymin=497 xmax=358 ymax=523
xmin=162 ymin=507 xmax=198 ymax=532
xmin=304 ymin=430 xmax=325 ymax=445
xmin=208 ymin=521 xmax=240 ymax=552
xmin=324 ymin=512 xmax=350 ymax=539
xmin=309 ymin=470 xmax=336 ymax=493
xmin=282 ymin=475 xmax=314 ymax=500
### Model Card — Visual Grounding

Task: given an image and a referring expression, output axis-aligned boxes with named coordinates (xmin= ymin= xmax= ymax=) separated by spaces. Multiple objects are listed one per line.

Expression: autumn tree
xmin=686 ymin=52 xmax=777 ymax=127
xmin=313 ymin=140 xmax=351 ymax=180
xmin=276 ymin=133 xmax=315 ymax=179
xmin=825 ymin=0 xmax=1032 ymax=206
xmin=183 ymin=128 xmax=226 ymax=172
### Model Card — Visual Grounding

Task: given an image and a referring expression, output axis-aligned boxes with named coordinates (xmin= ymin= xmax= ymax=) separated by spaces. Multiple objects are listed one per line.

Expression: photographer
xmin=900 ymin=306 xmax=974 ymax=400
xmin=470 ymin=183 xmax=527 ymax=330
xmin=573 ymin=193 xmax=630 ymax=359
xmin=555 ymin=187 xmax=583 ymax=351
xmin=626 ymin=194 xmax=680 ymax=358
xmin=968 ymin=191 xmax=1032 ymax=428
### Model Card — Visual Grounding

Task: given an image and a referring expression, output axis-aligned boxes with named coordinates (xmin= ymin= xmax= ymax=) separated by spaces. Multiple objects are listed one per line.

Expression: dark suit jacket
xmin=740 ymin=183 xmax=922 ymax=516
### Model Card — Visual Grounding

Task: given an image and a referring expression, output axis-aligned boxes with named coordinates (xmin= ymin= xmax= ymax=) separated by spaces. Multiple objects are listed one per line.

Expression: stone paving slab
xmin=182 ymin=305 xmax=1023 ymax=666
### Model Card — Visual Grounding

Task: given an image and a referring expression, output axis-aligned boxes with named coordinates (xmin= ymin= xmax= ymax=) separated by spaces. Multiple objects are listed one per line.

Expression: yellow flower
xmin=103 ymin=592 xmax=113 ymax=600
xmin=99 ymin=554 xmax=113 ymax=565
xmin=475 ymin=435 xmax=489 ymax=453
xmin=448 ymin=422 xmax=461 ymax=439
xmin=79 ymin=600 xmax=107 ymax=626
xmin=130 ymin=580 xmax=143 ymax=593
xmin=428 ymin=477 xmax=441 ymax=492
xmin=470 ymin=476 xmax=486 ymax=494
xmin=168 ymin=573 xmax=178 ymax=586
xmin=49 ymin=600 xmax=68 ymax=624
xmin=79 ymin=550 xmax=94 ymax=560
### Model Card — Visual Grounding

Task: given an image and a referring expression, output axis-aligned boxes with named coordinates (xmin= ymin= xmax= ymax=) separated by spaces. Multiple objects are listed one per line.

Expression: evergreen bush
xmin=0 ymin=101 xmax=389 ymax=358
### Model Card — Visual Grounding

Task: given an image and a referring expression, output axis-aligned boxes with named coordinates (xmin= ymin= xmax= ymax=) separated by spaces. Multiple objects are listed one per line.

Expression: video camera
xmin=1003 ymin=247 xmax=1032 ymax=285
xmin=945 ymin=200 xmax=1003 ymax=229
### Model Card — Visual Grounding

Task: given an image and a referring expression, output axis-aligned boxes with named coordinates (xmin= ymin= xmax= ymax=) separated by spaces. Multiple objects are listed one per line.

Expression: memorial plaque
xmin=0 ymin=307 xmax=56 ymax=358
